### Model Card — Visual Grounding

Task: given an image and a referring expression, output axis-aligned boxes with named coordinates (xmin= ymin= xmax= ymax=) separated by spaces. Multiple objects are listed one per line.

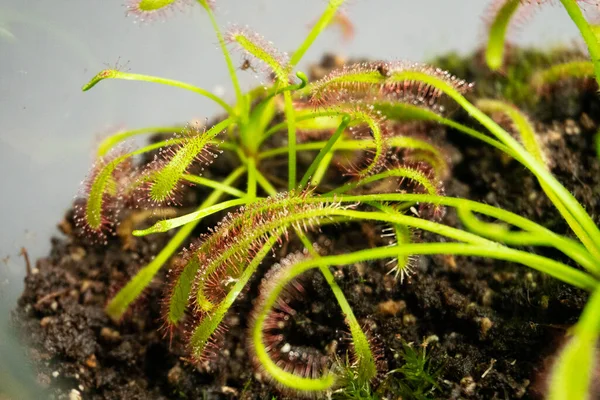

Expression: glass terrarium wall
xmin=0 ymin=0 xmax=582 ymax=396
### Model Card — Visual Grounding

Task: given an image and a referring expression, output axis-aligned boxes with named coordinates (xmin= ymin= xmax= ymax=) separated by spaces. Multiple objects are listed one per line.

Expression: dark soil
xmin=10 ymin=51 xmax=600 ymax=400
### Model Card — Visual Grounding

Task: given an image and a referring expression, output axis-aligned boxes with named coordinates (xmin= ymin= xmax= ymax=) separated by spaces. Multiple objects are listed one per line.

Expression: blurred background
xmin=0 ymin=0 xmax=583 ymax=396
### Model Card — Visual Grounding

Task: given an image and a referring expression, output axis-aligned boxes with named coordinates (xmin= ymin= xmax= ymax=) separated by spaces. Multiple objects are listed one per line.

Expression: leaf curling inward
xmin=162 ymin=191 xmax=344 ymax=336
xmin=73 ymin=147 xmax=134 ymax=244
xmin=309 ymin=61 xmax=472 ymax=112
xmin=483 ymin=0 xmax=600 ymax=70
xmin=530 ymin=60 xmax=596 ymax=94
xmin=247 ymin=251 xmax=337 ymax=395
xmin=338 ymin=104 xmax=389 ymax=177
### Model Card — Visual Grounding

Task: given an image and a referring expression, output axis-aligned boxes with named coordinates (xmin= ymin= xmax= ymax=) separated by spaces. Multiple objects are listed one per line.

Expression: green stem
xmin=255 ymin=169 xmax=278 ymax=196
xmin=252 ymin=242 xmax=597 ymax=390
xmin=548 ymin=285 xmax=600 ymax=399
xmin=105 ymin=166 xmax=246 ymax=320
xmin=182 ymin=174 xmax=246 ymax=198
xmin=408 ymin=72 xmax=600 ymax=256
xmin=559 ymin=0 xmax=600 ymax=86
xmin=196 ymin=0 xmax=245 ymax=115
xmin=258 ymin=137 xmax=445 ymax=160
xmin=485 ymin=0 xmax=520 ymax=71
xmin=289 ymin=0 xmax=346 ymax=69
xmin=330 ymin=209 xmax=497 ymax=247
xmin=372 ymin=102 xmax=515 ymax=158
xmin=275 ymin=243 xmax=599 ymax=298
xmin=247 ymin=157 xmax=258 ymax=199
xmin=284 ymin=90 xmax=297 ymax=190
xmin=477 ymin=99 xmax=600 ymax=261
xmin=325 ymin=167 xmax=439 ymax=197
xmin=310 ymin=152 xmax=334 ymax=187
xmin=98 ymin=127 xmax=235 ymax=158
xmin=299 ymin=115 xmax=350 ymax=189
xmin=316 ymin=193 xmax=598 ymax=274
xmin=82 ymin=70 xmax=234 ymax=114
xmin=189 ymin=234 xmax=280 ymax=359
xmin=97 ymin=126 xmax=183 ymax=156
xmin=132 ymin=197 xmax=251 ymax=236
xmin=296 ymin=232 xmax=376 ymax=384
xmin=262 ymin=110 xmax=341 ymax=144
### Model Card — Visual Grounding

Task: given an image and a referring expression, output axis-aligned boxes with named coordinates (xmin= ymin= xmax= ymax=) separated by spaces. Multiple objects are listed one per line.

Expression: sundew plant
xmin=76 ymin=0 xmax=600 ymax=397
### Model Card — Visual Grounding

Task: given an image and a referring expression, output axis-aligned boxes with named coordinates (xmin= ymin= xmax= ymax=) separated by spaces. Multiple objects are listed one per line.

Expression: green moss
xmin=432 ymin=46 xmax=590 ymax=108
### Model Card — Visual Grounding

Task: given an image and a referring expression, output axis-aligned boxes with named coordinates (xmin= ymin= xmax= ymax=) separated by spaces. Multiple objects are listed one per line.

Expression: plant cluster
xmin=76 ymin=0 xmax=600 ymax=398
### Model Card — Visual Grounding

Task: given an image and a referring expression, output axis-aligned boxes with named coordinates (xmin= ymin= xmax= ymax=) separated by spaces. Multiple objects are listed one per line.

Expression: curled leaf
xmin=310 ymin=61 xmax=471 ymax=112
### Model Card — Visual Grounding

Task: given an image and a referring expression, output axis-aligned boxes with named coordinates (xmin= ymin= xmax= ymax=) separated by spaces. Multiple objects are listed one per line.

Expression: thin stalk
xmin=97 ymin=126 xmax=183 ymax=156
xmin=258 ymin=137 xmax=444 ymax=160
xmin=83 ymin=70 xmax=234 ymax=115
xmin=255 ymin=169 xmax=278 ymax=196
xmin=548 ymin=285 xmax=600 ymax=399
xmin=284 ymin=90 xmax=297 ymax=190
xmin=485 ymin=0 xmax=520 ymax=70
xmin=478 ymin=99 xmax=600 ymax=260
xmin=247 ymin=157 xmax=258 ymax=199
xmin=132 ymin=198 xmax=251 ymax=236
xmin=196 ymin=0 xmax=245 ymax=115
xmin=372 ymin=102 xmax=515 ymax=157
xmin=329 ymin=209 xmax=498 ymax=247
xmin=262 ymin=110 xmax=342 ymax=144
xmin=251 ymin=244 xmax=597 ymax=391
xmin=296 ymin=231 xmax=376 ymax=384
xmin=182 ymin=174 xmax=245 ymax=198
xmin=325 ymin=168 xmax=438 ymax=197
xmin=404 ymin=72 xmax=600 ymax=256
xmin=310 ymin=152 xmax=334 ymax=187
xmin=299 ymin=115 xmax=350 ymax=189
xmin=266 ymin=242 xmax=599 ymax=299
xmin=289 ymin=0 xmax=346 ymax=69
xmin=559 ymin=0 xmax=600 ymax=86
xmin=316 ymin=193 xmax=598 ymax=274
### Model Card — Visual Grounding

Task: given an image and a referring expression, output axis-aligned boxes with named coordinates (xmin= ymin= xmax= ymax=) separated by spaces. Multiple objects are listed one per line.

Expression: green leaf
xmin=485 ymin=0 xmax=520 ymax=71
xmin=548 ymin=286 xmax=600 ymax=400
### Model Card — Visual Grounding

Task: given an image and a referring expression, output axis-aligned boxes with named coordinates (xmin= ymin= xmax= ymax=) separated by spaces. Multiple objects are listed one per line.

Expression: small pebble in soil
xmin=40 ymin=316 xmax=54 ymax=327
xmin=565 ymin=119 xmax=580 ymax=135
xmin=68 ymin=389 xmax=82 ymax=400
xmin=85 ymin=354 xmax=97 ymax=368
xmin=402 ymin=313 xmax=417 ymax=326
xmin=481 ymin=288 xmax=494 ymax=306
xmin=221 ymin=386 xmax=238 ymax=396
xmin=100 ymin=327 xmax=121 ymax=342
xmin=461 ymin=375 xmax=477 ymax=396
xmin=281 ymin=343 xmax=292 ymax=353
xmin=167 ymin=364 xmax=183 ymax=386
xmin=377 ymin=299 xmax=406 ymax=316
xmin=477 ymin=316 xmax=494 ymax=337
xmin=70 ymin=247 xmax=86 ymax=262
